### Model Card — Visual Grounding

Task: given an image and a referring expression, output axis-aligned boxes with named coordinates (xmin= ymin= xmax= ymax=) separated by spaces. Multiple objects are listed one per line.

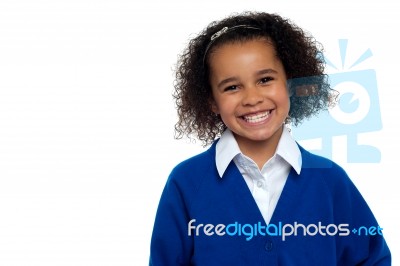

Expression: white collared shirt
xmin=215 ymin=126 xmax=302 ymax=224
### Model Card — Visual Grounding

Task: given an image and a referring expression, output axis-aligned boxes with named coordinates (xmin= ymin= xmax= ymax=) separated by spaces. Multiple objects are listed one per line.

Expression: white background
xmin=0 ymin=0 xmax=398 ymax=265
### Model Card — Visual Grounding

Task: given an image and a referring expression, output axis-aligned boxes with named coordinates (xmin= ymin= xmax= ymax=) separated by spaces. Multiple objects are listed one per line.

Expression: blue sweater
xmin=150 ymin=141 xmax=391 ymax=265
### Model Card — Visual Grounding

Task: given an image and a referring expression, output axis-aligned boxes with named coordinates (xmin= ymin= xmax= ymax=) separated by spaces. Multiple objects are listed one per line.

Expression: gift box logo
xmin=291 ymin=39 xmax=382 ymax=163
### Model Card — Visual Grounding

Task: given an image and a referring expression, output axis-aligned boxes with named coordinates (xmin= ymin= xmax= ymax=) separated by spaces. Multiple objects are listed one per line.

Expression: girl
xmin=150 ymin=12 xmax=391 ymax=265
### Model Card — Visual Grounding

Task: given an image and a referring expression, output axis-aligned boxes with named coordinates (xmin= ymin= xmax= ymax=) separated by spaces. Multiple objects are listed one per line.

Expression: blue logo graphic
xmin=291 ymin=39 xmax=382 ymax=163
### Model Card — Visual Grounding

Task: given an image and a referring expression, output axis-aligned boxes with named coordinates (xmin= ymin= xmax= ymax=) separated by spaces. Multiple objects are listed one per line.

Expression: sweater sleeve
xmin=149 ymin=169 xmax=194 ymax=266
xmin=328 ymin=165 xmax=391 ymax=265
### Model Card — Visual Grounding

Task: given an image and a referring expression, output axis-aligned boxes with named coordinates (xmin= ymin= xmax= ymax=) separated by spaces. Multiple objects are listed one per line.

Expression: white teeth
xmin=243 ymin=111 xmax=271 ymax=123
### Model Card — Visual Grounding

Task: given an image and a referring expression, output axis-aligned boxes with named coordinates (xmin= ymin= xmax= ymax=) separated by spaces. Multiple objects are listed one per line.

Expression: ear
xmin=208 ymin=98 xmax=219 ymax=114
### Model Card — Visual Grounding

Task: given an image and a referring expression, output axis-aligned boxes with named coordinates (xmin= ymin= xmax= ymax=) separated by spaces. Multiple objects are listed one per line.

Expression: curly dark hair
xmin=173 ymin=11 xmax=336 ymax=146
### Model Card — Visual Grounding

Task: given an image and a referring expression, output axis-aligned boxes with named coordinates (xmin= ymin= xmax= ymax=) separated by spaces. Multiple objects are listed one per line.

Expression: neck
xmin=235 ymin=126 xmax=284 ymax=170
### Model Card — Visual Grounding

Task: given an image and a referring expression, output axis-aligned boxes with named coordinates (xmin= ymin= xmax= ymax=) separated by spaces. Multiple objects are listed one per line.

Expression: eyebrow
xmin=257 ymin=69 xmax=278 ymax=75
xmin=216 ymin=68 xmax=278 ymax=89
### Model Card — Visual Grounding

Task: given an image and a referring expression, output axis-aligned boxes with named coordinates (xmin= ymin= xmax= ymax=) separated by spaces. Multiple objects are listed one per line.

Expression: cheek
xmin=285 ymin=97 xmax=291 ymax=110
xmin=215 ymin=101 xmax=229 ymax=114
xmin=278 ymin=94 xmax=291 ymax=114
xmin=216 ymin=101 xmax=238 ymax=118
xmin=210 ymin=88 xmax=221 ymax=112
xmin=280 ymin=88 xmax=290 ymax=105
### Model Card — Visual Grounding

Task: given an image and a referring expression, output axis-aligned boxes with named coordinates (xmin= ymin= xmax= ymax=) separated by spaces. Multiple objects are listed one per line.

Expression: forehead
xmin=207 ymin=36 xmax=273 ymax=59
xmin=208 ymin=39 xmax=279 ymax=73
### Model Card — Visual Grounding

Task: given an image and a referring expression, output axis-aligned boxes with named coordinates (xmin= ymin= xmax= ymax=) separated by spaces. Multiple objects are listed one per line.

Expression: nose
xmin=242 ymin=86 xmax=264 ymax=106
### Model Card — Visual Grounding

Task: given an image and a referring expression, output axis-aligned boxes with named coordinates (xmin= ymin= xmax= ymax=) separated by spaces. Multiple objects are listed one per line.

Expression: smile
xmin=242 ymin=110 xmax=271 ymax=124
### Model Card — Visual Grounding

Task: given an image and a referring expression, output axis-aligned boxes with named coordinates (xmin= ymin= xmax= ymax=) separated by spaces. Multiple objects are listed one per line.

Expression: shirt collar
xmin=215 ymin=126 xmax=302 ymax=178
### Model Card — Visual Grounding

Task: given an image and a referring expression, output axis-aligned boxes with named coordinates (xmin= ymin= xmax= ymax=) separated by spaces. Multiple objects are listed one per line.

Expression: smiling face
xmin=209 ymin=38 xmax=290 ymax=152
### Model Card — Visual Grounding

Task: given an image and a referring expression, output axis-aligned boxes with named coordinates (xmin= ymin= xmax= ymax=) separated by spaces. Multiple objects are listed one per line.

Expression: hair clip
xmin=211 ymin=27 xmax=229 ymax=41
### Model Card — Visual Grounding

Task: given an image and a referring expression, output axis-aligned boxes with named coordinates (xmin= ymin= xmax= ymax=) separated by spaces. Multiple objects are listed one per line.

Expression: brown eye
xmin=259 ymin=77 xmax=273 ymax=84
xmin=224 ymin=85 xmax=238 ymax=92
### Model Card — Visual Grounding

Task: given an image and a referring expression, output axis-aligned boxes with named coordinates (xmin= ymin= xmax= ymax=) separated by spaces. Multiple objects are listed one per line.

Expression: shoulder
xmin=297 ymin=144 xmax=377 ymax=218
xmin=166 ymin=141 xmax=218 ymax=189
xmin=297 ymin=144 xmax=370 ymax=210
xmin=298 ymin=144 xmax=355 ymax=192
xmin=299 ymin=144 xmax=347 ymax=176
xmin=171 ymin=141 xmax=216 ymax=176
